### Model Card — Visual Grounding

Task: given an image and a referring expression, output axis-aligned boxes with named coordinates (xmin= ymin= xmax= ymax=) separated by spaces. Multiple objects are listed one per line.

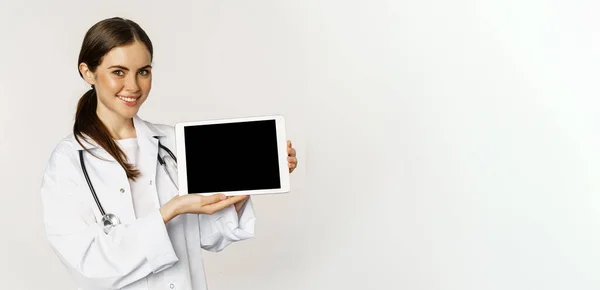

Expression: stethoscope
xmin=79 ymin=137 xmax=177 ymax=233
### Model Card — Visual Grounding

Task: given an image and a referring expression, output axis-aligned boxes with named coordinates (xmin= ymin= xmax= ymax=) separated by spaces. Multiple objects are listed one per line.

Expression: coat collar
xmin=71 ymin=115 xmax=165 ymax=151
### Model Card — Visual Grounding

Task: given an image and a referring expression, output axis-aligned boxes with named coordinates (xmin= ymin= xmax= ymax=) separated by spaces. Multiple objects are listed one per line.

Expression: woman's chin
xmin=118 ymin=108 xmax=140 ymax=119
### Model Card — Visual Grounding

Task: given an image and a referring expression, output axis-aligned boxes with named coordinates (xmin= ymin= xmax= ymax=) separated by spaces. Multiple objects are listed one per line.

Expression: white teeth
xmin=118 ymin=96 xmax=138 ymax=102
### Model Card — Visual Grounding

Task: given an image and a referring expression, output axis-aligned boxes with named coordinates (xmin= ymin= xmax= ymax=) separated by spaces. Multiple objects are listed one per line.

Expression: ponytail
xmin=73 ymin=87 xmax=141 ymax=180
xmin=75 ymin=17 xmax=151 ymax=180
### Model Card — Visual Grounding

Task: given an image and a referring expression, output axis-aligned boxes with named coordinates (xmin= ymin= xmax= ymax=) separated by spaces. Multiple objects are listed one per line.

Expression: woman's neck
xmin=96 ymin=109 xmax=137 ymax=140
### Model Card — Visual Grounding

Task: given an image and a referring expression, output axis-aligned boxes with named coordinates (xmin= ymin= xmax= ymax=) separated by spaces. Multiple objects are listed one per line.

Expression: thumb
xmin=201 ymin=193 xmax=227 ymax=205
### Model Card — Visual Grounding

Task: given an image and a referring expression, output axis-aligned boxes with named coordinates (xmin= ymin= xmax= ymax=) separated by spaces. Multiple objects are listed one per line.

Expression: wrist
xmin=160 ymin=196 xmax=182 ymax=223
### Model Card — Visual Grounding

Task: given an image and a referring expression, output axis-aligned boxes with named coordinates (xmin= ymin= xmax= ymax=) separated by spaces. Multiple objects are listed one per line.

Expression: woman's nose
xmin=124 ymin=74 xmax=140 ymax=92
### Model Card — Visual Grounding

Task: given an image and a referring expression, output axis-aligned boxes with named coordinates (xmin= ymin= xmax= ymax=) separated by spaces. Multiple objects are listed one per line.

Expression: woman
xmin=40 ymin=17 xmax=297 ymax=290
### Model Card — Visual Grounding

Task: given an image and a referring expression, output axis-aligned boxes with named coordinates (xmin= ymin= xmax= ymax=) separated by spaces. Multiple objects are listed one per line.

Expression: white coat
xmin=40 ymin=115 xmax=256 ymax=290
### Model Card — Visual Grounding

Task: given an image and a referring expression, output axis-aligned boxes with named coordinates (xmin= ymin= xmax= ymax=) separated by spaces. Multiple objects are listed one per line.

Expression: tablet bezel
xmin=174 ymin=114 xmax=290 ymax=196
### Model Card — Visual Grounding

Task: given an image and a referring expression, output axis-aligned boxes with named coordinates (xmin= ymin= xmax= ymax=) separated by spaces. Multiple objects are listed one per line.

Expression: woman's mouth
xmin=117 ymin=95 xmax=139 ymax=107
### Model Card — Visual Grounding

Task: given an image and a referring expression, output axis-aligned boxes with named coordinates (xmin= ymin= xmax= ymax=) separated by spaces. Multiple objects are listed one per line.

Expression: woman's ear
xmin=79 ymin=62 xmax=96 ymax=86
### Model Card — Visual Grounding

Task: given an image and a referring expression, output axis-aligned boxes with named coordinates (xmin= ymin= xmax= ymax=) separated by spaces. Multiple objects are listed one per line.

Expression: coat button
xmin=149 ymin=180 xmax=153 ymax=185
xmin=119 ymin=188 xmax=125 ymax=193
xmin=169 ymin=283 xmax=175 ymax=289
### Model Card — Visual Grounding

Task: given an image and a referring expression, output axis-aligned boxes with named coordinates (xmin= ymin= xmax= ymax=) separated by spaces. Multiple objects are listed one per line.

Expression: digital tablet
xmin=174 ymin=115 xmax=290 ymax=196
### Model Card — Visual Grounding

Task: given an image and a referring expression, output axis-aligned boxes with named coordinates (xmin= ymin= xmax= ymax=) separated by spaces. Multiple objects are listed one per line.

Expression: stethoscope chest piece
xmin=101 ymin=213 xmax=120 ymax=233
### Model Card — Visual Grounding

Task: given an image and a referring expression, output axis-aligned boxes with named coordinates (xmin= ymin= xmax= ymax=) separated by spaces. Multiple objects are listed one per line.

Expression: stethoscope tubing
xmin=79 ymin=149 xmax=106 ymax=216
xmin=79 ymin=138 xmax=176 ymax=224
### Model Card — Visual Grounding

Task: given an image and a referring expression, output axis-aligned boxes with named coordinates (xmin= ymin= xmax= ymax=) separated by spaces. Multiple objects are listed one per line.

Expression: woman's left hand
xmin=287 ymin=140 xmax=297 ymax=173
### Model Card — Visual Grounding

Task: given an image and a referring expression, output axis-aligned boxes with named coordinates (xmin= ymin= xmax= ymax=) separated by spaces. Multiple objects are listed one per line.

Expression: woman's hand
xmin=160 ymin=140 xmax=298 ymax=223
xmin=287 ymin=140 xmax=297 ymax=173
xmin=160 ymin=194 xmax=249 ymax=223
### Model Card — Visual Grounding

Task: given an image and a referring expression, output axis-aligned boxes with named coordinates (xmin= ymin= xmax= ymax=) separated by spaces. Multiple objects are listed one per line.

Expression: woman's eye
xmin=112 ymin=70 xmax=124 ymax=76
xmin=139 ymin=70 xmax=150 ymax=76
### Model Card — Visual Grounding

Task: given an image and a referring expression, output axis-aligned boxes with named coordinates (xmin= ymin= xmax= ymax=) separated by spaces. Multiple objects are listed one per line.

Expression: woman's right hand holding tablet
xmin=160 ymin=194 xmax=249 ymax=223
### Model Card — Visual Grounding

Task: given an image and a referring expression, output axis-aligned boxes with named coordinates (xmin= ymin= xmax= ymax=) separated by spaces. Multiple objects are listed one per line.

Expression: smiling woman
xmin=40 ymin=16 xmax=298 ymax=290
xmin=74 ymin=19 xmax=154 ymax=179
xmin=82 ymin=43 xmax=153 ymax=123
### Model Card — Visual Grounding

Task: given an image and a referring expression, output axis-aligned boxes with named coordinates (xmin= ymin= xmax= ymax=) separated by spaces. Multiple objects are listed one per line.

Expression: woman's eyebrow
xmin=107 ymin=65 xmax=129 ymax=70
xmin=107 ymin=64 xmax=152 ymax=70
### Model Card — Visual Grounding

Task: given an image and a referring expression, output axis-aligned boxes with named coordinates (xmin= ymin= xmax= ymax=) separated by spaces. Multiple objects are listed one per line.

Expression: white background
xmin=1 ymin=0 xmax=600 ymax=289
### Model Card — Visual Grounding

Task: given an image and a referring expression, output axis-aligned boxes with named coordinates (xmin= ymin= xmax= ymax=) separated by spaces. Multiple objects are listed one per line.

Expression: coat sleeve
xmin=197 ymin=197 xmax=256 ymax=252
xmin=40 ymin=145 xmax=179 ymax=289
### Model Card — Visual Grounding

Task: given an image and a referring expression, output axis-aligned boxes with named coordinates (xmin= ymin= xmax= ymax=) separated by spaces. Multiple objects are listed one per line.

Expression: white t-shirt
xmin=116 ymin=138 xmax=155 ymax=219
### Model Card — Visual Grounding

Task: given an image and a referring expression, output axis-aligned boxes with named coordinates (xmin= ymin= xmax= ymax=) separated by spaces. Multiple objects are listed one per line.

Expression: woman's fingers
xmin=201 ymin=195 xmax=248 ymax=215
xmin=287 ymin=140 xmax=296 ymax=156
xmin=199 ymin=193 xmax=227 ymax=205
xmin=287 ymin=140 xmax=297 ymax=173
xmin=287 ymin=147 xmax=296 ymax=157
xmin=288 ymin=155 xmax=297 ymax=172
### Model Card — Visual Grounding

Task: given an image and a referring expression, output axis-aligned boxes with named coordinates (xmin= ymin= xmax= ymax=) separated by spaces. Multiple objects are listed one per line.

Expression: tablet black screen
xmin=183 ymin=119 xmax=281 ymax=193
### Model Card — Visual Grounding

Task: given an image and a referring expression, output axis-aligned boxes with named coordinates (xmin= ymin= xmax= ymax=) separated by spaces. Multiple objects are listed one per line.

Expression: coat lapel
xmin=71 ymin=115 xmax=167 ymax=222
xmin=133 ymin=115 xmax=165 ymax=212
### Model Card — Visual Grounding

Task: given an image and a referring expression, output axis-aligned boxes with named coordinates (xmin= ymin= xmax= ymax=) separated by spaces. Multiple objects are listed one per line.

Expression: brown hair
xmin=73 ymin=17 xmax=153 ymax=180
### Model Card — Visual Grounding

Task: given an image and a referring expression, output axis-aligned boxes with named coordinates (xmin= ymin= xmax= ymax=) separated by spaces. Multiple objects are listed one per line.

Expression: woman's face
xmin=82 ymin=40 xmax=152 ymax=121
